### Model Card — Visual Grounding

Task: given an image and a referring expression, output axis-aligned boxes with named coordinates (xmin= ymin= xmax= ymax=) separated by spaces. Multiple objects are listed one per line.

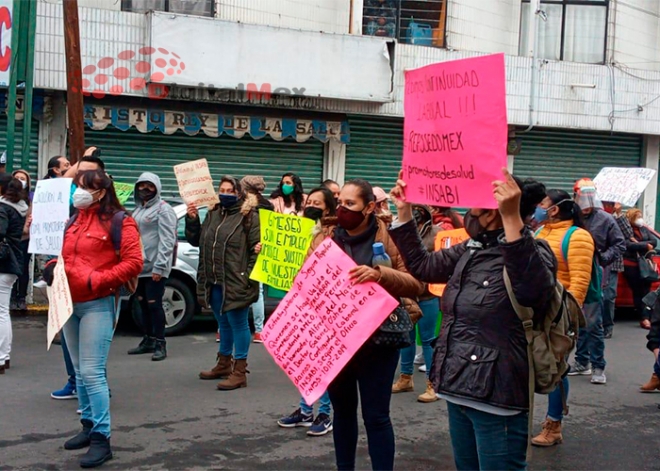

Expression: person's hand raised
xmin=390 ymin=170 xmax=413 ymax=223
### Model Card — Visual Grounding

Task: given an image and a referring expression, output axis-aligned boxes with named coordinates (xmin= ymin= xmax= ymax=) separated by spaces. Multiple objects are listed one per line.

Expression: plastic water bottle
xmin=372 ymin=242 xmax=392 ymax=268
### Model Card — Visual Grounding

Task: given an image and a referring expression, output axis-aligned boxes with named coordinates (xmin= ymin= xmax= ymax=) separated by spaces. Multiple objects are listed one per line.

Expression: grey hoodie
xmin=132 ymin=172 xmax=178 ymax=278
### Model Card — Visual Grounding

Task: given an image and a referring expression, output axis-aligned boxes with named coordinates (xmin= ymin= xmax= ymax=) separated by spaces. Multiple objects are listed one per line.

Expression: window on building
xmin=519 ymin=0 xmax=608 ymax=64
xmin=121 ymin=0 xmax=214 ymax=17
xmin=362 ymin=0 xmax=447 ymax=48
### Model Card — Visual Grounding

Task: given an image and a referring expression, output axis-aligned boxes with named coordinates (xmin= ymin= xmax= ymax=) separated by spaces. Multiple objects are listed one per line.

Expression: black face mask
xmin=464 ymin=211 xmax=487 ymax=239
xmin=138 ymin=188 xmax=157 ymax=202
xmin=303 ymin=207 xmax=324 ymax=221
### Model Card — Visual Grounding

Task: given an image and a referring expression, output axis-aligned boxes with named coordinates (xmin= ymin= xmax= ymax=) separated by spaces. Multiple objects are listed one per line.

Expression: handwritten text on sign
xmin=250 ymin=210 xmax=315 ymax=291
xmin=28 ymin=178 xmax=73 ymax=256
xmin=594 ymin=167 xmax=657 ymax=207
xmin=402 ymin=54 xmax=508 ymax=209
xmin=173 ymin=158 xmax=220 ymax=208
xmin=47 ymin=259 xmax=74 ymax=350
xmin=262 ymin=239 xmax=399 ymax=405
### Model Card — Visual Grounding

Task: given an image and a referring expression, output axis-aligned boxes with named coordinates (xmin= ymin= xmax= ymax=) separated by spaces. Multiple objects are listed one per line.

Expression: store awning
xmin=83 ymin=105 xmax=350 ymax=144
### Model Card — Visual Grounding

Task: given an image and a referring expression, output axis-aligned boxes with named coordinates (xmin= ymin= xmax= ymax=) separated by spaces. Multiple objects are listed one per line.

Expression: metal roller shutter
xmin=513 ymin=128 xmax=643 ymax=192
xmin=0 ymin=117 xmax=40 ymax=181
xmin=85 ymin=126 xmax=325 ymax=201
xmin=345 ymin=115 xmax=404 ymax=192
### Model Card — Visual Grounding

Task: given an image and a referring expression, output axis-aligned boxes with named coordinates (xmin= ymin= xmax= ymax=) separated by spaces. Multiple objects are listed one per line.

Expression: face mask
xmin=635 ymin=219 xmax=645 ymax=228
xmin=282 ymin=184 xmax=295 ymax=196
xmin=219 ymin=193 xmax=238 ymax=208
xmin=533 ymin=206 xmax=548 ymax=224
xmin=303 ymin=207 xmax=324 ymax=221
xmin=464 ymin=211 xmax=487 ymax=239
xmin=72 ymin=188 xmax=98 ymax=209
xmin=19 ymin=180 xmax=27 ymax=189
xmin=138 ymin=188 xmax=156 ymax=202
xmin=337 ymin=205 xmax=366 ymax=230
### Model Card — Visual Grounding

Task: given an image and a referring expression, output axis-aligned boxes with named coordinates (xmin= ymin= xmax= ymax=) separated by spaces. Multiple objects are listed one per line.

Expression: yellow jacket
xmin=535 ymin=220 xmax=595 ymax=305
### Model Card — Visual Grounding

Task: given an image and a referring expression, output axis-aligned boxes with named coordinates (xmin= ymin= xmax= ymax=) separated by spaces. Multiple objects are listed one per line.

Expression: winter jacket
xmin=583 ymin=208 xmax=626 ymax=268
xmin=0 ymin=198 xmax=28 ymax=276
xmin=389 ymin=221 xmax=557 ymax=411
xmin=624 ymin=226 xmax=657 ymax=261
xmin=61 ymin=208 xmax=143 ymax=303
xmin=132 ymin=172 xmax=178 ymax=278
xmin=535 ymin=220 xmax=595 ymax=305
xmin=270 ymin=194 xmax=307 ymax=216
xmin=254 ymin=193 xmax=275 ymax=212
xmin=185 ymin=194 xmax=260 ymax=312
xmin=309 ymin=215 xmax=424 ymax=323
xmin=647 ymin=296 xmax=660 ymax=352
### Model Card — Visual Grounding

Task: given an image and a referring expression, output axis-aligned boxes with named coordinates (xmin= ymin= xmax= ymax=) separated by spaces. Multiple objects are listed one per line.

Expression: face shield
xmin=575 ymin=191 xmax=603 ymax=210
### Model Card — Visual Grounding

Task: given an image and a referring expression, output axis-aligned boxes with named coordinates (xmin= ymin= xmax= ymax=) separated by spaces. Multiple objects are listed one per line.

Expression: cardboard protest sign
xmin=250 ymin=210 xmax=316 ymax=291
xmin=594 ymin=167 xmax=656 ymax=207
xmin=113 ymin=181 xmax=134 ymax=205
xmin=47 ymin=259 xmax=74 ymax=350
xmin=28 ymin=178 xmax=73 ymax=256
xmin=429 ymin=228 xmax=469 ymax=297
xmin=173 ymin=158 xmax=219 ymax=208
xmin=262 ymin=239 xmax=399 ymax=405
xmin=402 ymin=53 xmax=508 ymax=209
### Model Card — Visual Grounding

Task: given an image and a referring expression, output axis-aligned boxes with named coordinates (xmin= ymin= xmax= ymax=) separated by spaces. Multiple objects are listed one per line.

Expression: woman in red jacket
xmin=51 ymin=169 xmax=143 ymax=468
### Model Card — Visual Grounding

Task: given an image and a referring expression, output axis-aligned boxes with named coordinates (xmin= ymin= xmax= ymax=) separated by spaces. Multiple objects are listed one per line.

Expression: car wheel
xmin=131 ymin=277 xmax=196 ymax=336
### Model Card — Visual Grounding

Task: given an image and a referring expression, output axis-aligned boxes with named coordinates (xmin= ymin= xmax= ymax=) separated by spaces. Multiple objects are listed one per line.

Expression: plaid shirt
xmin=611 ymin=214 xmax=633 ymax=272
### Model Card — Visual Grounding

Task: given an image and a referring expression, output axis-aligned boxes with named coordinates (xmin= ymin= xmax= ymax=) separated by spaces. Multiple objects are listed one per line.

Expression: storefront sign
xmin=84 ymin=105 xmax=350 ymax=143
xmin=402 ymin=54 xmax=508 ymax=209
xmin=594 ymin=167 xmax=657 ymax=207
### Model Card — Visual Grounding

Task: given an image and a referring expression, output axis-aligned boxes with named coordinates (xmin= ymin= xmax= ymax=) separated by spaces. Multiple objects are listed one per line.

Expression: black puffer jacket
xmin=389 ymin=221 xmax=556 ymax=411
xmin=0 ymin=198 xmax=28 ymax=276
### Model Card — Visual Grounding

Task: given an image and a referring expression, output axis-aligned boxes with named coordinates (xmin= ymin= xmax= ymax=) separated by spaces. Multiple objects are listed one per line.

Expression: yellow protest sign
xmin=250 ymin=209 xmax=315 ymax=291
xmin=429 ymin=228 xmax=469 ymax=297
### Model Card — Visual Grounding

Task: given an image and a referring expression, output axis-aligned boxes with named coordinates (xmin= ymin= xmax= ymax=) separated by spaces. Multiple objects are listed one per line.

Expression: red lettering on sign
xmin=0 ymin=7 xmax=11 ymax=73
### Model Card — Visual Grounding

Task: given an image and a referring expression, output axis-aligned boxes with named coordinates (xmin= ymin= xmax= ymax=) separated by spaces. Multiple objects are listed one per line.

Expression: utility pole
xmin=62 ymin=0 xmax=85 ymax=164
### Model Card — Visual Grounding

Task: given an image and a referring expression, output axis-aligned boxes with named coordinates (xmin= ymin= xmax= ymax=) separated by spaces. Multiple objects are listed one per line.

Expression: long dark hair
xmin=516 ymin=177 xmax=547 ymax=220
xmin=270 ymin=172 xmax=304 ymax=213
xmin=547 ymin=189 xmax=584 ymax=228
xmin=0 ymin=174 xmax=25 ymax=204
xmin=307 ymin=187 xmax=337 ymax=217
xmin=344 ymin=178 xmax=375 ymax=205
xmin=74 ymin=169 xmax=124 ymax=220
xmin=45 ymin=156 xmax=65 ymax=179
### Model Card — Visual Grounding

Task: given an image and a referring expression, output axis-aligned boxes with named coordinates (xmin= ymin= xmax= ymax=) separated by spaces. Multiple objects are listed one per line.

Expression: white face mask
xmin=635 ymin=218 xmax=645 ymax=228
xmin=72 ymin=188 xmax=99 ymax=209
xmin=19 ymin=180 xmax=27 ymax=189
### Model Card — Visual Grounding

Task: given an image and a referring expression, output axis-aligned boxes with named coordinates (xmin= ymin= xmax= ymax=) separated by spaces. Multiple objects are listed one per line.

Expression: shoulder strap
xmin=63 ymin=212 xmax=79 ymax=235
xmin=110 ymin=211 xmax=126 ymax=252
xmin=560 ymin=226 xmax=579 ymax=262
xmin=533 ymin=226 xmax=544 ymax=238
xmin=503 ymin=268 xmax=535 ymax=324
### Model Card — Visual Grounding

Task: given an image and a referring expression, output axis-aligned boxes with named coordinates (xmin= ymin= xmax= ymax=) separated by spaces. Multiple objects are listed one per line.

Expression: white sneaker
xmin=591 ymin=368 xmax=607 ymax=384
xmin=413 ymin=352 xmax=424 ymax=365
xmin=418 ymin=364 xmax=427 ymax=373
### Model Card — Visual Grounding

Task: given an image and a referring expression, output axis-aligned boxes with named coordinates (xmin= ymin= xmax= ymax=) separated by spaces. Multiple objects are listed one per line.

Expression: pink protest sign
xmin=261 ymin=238 xmax=399 ymax=405
xmin=402 ymin=53 xmax=508 ymax=209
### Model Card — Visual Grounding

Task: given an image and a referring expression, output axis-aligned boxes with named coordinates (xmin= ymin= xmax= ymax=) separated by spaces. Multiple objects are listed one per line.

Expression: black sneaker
xmin=127 ymin=336 xmax=155 ymax=355
xmin=277 ymin=408 xmax=313 ymax=428
xmin=152 ymin=339 xmax=167 ymax=361
xmin=307 ymin=413 xmax=333 ymax=436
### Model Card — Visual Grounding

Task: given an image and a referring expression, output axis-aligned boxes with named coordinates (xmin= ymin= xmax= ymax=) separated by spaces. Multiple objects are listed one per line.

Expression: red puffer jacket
xmin=61 ymin=208 xmax=143 ymax=303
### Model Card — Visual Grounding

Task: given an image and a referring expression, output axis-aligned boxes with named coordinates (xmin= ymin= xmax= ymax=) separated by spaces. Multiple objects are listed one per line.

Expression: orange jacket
xmin=535 ymin=220 xmax=594 ymax=305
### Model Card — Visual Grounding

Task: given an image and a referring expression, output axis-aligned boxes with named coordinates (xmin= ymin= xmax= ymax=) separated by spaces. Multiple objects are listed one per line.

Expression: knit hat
xmin=241 ymin=175 xmax=266 ymax=193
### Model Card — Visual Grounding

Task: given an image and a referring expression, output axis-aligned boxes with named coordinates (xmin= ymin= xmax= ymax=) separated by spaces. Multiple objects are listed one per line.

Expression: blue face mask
xmin=219 ymin=193 xmax=238 ymax=208
xmin=533 ymin=206 xmax=548 ymax=223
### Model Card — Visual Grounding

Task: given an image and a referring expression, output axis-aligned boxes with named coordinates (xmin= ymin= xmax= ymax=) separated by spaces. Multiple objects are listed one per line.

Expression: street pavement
xmin=1 ymin=314 xmax=659 ymax=470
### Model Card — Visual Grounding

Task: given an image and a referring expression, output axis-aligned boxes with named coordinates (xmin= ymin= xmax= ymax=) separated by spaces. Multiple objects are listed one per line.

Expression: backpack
xmin=561 ymin=226 xmax=603 ymax=304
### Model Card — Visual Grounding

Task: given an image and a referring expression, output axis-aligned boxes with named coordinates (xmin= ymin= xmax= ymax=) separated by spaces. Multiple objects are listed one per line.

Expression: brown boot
xmin=640 ymin=373 xmax=660 ymax=392
xmin=392 ymin=374 xmax=414 ymax=393
xmin=418 ymin=379 xmax=439 ymax=403
xmin=531 ymin=419 xmax=563 ymax=447
xmin=199 ymin=354 xmax=232 ymax=380
xmin=216 ymin=359 xmax=248 ymax=390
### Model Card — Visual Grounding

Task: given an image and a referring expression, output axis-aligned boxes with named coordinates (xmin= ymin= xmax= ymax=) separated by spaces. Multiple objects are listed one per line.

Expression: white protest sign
xmin=46 ymin=259 xmax=74 ymax=350
xmin=173 ymin=158 xmax=220 ymax=208
xmin=594 ymin=167 xmax=657 ymax=207
xmin=28 ymin=178 xmax=72 ymax=256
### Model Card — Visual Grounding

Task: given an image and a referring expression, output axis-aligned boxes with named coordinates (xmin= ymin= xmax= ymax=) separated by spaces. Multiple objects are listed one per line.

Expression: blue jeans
xmin=602 ymin=269 xmax=619 ymax=329
xmin=300 ymin=391 xmax=332 ymax=416
xmin=210 ymin=285 xmax=250 ymax=360
xmin=62 ymin=296 xmax=116 ymax=438
xmin=60 ymin=331 xmax=76 ymax=387
xmin=251 ymin=283 xmax=265 ymax=333
xmin=547 ymin=377 xmax=570 ymax=422
xmin=446 ymin=402 xmax=528 ymax=471
xmin=575 ymin=302 xmax=606 ymax=370
xmin=654 ymin=355 xmax=660 ymax=376
xmin=399 ymin=298 xmax=440 ymax=377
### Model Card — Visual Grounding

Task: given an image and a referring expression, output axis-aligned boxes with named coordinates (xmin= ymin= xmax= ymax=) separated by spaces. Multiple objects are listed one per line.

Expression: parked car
xmin=616 ymin=225 xmax=660 ymax=308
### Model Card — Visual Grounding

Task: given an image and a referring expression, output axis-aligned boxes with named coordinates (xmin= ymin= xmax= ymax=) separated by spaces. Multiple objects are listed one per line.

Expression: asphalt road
xmin=1 ymin=314 xmax=659 ymax=470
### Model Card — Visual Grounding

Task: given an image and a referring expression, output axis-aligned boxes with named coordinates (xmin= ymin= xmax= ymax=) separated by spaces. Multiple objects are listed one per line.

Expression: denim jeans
xmin=300 ymin=391 xmax=331 ymax=416
xmin=654 ymin=355 xmax=660 ymax=376
xmin=328 ymin=344 xmax=399 ymax=471
xmin=0 ymin=274 xmax=17 ymax=365
xmin=60 ymin=330 xmax=76 ymax=386
xmin=210 ymin=285 xmax=250 ymax=360
xmin=547 ymin=376 xmax=570 ymax=422
xmin=446 ymin=402 xmax=528 ymax=471
xmin=575 ymin=301 xmax=606 ymax=370
xmin=399 ymin=298 xmax=440 ymax=377
xmin=136 ymin=277 xmax=167 ymax=339
xmin=602 ymin=269 xmax=619 ymax=328
xmin=251 ymin=283 xmax=265 ymax=333
xmin=62 ymin=296 xmax=116 ymax=438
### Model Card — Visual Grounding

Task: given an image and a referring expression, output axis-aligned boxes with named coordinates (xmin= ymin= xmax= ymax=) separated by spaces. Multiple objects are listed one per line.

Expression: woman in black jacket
xmin=622 ymin=208 xmax=657 ymax=329
xmin=388 ymin=170 xmax=555 ymax=471
xmin=0 ymin=175 xmax=29 ymax=374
